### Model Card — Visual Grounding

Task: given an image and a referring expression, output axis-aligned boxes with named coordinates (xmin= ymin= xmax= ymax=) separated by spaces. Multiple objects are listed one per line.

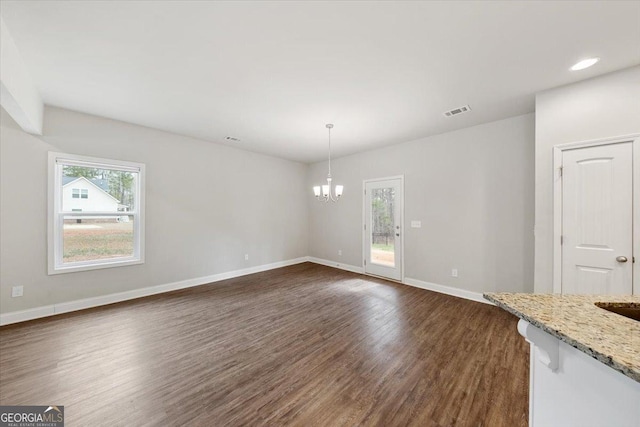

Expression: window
xmin=71 ymin=188 xmax=88 ymax=199
xmin=48 ymin=152 xmax=145 ymax=274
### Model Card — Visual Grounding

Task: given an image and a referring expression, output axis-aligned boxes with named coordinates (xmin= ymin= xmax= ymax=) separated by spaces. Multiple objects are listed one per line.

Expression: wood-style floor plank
xmin=0 ymin=263 xmax=528 ymax=426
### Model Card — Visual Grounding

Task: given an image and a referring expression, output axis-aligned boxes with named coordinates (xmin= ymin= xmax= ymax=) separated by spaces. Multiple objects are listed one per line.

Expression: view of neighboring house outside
xmin=62 ymin=176 xmax=128 ymax=221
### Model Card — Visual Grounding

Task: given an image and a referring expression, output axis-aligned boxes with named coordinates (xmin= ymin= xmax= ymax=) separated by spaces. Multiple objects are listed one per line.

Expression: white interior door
xmin=562 ymin=142 xmax=633 ymax=294
xmin=364 ymin=178 xmax=403 ymax=281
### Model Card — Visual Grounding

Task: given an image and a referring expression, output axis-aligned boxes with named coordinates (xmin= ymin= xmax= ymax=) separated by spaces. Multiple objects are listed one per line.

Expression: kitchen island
xmin=484 ymin=293 xmax=639 ymax=427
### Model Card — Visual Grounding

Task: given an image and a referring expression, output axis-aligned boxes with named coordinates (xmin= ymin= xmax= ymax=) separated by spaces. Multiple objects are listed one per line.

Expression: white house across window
xmin=48 ymin=152 xmax=145 ymax=274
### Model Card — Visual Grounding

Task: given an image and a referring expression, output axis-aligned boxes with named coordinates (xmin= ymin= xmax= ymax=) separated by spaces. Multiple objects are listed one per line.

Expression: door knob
xmin=616 ymin=256 xmax=628 ymax=263
xmin=395 ymin=233 xmax=400 ymax=237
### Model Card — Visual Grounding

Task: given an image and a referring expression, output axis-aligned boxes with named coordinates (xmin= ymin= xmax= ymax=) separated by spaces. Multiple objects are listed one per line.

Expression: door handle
xmin=616 ymin=256 xmax=628 ymax=263
xmin=395 ymin=233 xmax=400 ymax=237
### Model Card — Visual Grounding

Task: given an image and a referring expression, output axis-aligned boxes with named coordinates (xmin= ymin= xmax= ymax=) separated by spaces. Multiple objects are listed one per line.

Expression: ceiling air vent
xmin=225 ymin=136 xmax=241 ymax=142
xmin=443 ymin=105 xmax=471 ymax=117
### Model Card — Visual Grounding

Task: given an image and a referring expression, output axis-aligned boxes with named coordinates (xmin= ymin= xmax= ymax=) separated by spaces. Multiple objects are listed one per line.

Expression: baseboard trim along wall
xmin=0 ymin=257 xmax=308 ymax=326
xmin=1 ymin=257 xmax=491 ymax=326
xmin=403 ymin=277 xmax=492 ymax=305
xmin=307 ymin=257 xmax=364 ymax=274
xmin=307 ymin=257 xmax=492 ymax=305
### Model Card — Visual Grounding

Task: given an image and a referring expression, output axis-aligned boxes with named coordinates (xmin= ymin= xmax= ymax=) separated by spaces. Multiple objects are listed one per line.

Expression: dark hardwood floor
xmin=0 ymin=263 xmax=528 ymax=426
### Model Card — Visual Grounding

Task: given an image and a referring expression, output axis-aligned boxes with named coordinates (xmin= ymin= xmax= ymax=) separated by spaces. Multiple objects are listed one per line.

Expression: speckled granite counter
xmin=484 ymin=293 xmax=640 ymax=383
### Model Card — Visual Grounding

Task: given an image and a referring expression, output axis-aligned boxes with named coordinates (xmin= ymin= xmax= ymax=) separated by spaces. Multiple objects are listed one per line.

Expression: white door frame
xmin=362 ymin=175 xmax=405 ymax=282
xmin=552 ymin=134 xmax=640 ymax=294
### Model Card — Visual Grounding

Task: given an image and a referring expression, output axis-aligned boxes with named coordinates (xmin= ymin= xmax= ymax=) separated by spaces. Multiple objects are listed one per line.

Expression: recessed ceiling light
xmin=570 ymin=57 xmax=600 ymax=71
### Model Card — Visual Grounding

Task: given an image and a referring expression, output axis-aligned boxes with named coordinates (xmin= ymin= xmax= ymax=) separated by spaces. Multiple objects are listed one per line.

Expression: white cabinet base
xmin=518 ymin=319 xmax=640 ymax=427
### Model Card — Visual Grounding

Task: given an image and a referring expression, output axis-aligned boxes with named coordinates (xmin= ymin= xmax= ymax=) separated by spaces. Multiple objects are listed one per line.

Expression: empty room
xmin=0 ymin=1 xmax=639 ymax=426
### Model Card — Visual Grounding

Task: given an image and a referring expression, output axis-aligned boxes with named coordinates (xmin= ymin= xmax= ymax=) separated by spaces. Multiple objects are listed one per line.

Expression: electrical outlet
xmin=12 ymin=286 xmax=23 ymax=297
xmin=411 ymin=220 xmax=422 ymax=228
xmin=451 ymin=269 xmax=458 ymax=278
xmin=338 ymin=249 xmax=342 ymax=256
xmin=244 ymin=254 xmax=249 ymax=261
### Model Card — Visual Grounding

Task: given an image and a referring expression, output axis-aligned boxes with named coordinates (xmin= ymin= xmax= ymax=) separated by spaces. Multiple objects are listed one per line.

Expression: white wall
xmin=534 ymin=66 xmax=640 ymax=293
xmin=308 ymin=113 xmax=535 ymax=294
xmin=0 ymin=17 xmax=43 ymax=135
xmin=0 ymin=106 xmax=309 ymax=313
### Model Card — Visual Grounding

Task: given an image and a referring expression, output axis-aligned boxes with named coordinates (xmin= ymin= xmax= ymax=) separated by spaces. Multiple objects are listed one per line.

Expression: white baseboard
xmin=307 ymin=257 xmax=364 ymax=274
xmin=307 ymin=258 xmax=491 ymax=305
xmin=0 ymin=305 xmax=56 ymax=325
xmin=403 ymin=277 xmax=493 ymax=305
xmin=0 ymin=257 xmax=309 ymax=326
xmin=1 ymin=257 xmax=492 ymax=326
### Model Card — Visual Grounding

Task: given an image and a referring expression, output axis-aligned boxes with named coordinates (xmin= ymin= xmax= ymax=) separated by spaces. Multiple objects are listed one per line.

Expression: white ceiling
xmin=1 ymin=1 xmax=639 ymax=163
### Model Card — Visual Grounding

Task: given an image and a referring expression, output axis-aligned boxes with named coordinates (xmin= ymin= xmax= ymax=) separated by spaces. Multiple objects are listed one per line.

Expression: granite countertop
xmin=484 ymin=293 xmax=640 ymax=383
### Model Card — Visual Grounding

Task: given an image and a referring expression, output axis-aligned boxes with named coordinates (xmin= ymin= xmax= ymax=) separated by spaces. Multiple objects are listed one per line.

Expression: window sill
xmin=48 ymin=257 xmax=144 ymax=275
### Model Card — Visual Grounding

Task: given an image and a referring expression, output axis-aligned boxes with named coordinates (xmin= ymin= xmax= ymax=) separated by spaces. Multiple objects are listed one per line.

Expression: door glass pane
xmin=370 ymin=187 xmax=395 ymax=267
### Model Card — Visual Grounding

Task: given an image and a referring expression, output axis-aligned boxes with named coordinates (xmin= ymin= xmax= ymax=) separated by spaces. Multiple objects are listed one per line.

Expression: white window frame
xmin=48 ymin=152 xmax=145 ymax=275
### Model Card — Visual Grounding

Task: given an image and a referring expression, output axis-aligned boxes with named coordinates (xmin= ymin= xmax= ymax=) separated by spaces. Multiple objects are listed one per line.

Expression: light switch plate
xmin=12 ymin=286 xmax=23 ymax=297
xmin=411 ymin=220 xmax=422 ymax=228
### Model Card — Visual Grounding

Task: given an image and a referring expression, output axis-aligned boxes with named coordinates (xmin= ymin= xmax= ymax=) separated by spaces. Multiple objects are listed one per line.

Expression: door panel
xmin=576 ymin=266 xmax=613 ymax=294
xmin=562 ymin=142 xmax=632 ymax=294
xmin=365 ymin=178 xmax=402 ymax=281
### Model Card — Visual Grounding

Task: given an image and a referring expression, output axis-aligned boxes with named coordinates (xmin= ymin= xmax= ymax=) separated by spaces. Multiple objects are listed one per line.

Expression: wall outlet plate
xmin=12 ymin=286 xmax=24 ymax=297
xmin=451 ymin=269 xmax=458 ymax=278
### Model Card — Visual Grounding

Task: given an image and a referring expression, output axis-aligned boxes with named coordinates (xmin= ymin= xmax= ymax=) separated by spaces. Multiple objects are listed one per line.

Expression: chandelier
xmin=313 ymin=124 xmax=343 ymax=202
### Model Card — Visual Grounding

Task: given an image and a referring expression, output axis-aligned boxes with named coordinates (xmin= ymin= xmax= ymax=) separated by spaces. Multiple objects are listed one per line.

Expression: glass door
xmin=364 ymin=177 xmax=403 ymax=281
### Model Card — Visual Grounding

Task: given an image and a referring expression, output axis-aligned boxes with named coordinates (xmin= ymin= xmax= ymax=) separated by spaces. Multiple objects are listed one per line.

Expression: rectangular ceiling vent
xmin=443 ymin=105 xmax=471 ymax=117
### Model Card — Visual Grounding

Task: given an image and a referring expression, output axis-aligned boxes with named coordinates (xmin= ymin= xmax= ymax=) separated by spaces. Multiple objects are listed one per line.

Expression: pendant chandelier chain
xmin=327 ymin=125 xmax=332 ymax=178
